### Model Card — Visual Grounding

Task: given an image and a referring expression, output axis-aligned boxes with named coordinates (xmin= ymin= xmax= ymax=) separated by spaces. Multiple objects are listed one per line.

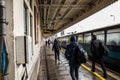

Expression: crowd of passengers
xmin=46 ymin=34 xmax=109 ymax=80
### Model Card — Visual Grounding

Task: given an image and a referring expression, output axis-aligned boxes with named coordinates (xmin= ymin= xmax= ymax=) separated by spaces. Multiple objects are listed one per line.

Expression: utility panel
xmin=15 ymin=36 xmax=28 ymax=64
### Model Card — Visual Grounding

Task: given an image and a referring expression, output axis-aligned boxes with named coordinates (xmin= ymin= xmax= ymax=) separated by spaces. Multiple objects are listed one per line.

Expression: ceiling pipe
xmin=48 ymin=0 xmax=65 ymax=29
xmin=53 ymin=0 xmax=92 ymax=31
xmin=53 ymin=0 xmax=81 ymax=30
xmin=44 ymin=0 xmax=47 ymax=26
xmin=39 ymin=4 xmax=88 ymax=9
xmin=46 ymin=0 xmax=52 ymax=28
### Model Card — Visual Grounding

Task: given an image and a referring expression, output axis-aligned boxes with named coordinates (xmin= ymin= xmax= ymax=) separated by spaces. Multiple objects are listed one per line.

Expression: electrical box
xmin=15 ymin=36 xmax=28 ymax=64
xmin=26 ymin=36 xmax=32 ymax=63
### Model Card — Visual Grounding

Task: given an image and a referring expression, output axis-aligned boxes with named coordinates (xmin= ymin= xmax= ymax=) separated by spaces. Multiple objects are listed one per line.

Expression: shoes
xmin=91 ymin=69 xmax=95 ymax=72
xmin=103 ymin=75 xmax=107 ymax=79
xmin=103 ymin=74 xmax=107 ymax=79
xmin=58 ymin=59 xmax=60 ymax=61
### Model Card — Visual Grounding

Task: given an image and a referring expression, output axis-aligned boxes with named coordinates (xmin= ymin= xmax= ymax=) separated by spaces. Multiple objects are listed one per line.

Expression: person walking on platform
xmin=45 ymin=40 xmax=48 ymax=46
xmin=65 ymin=36 xmax=81 ymax=80
xmin=52 ymin=39 xmax=61 ymax=63
xmin=90 ymin=34 xmax=109 ymax=78
xmin=48 ymin=39 xmax=51 ymax=47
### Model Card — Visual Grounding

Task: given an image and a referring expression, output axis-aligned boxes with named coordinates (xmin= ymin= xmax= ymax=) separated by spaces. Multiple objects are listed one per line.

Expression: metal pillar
xmin=0 ymin=0 xmax=7 ymax=79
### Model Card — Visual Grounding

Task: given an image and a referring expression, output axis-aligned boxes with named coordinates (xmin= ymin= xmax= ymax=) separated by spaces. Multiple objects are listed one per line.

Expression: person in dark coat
xmin=90 ymin=34 xmax=107 ymax=78
xmin=65 ymin=36 xmax=81 ymax=80
xmin=52 ymin=39 xmax=61 ymax=62
xmin=48 ymin=39 xmax=51 ymax=46
xmin=45 ymin=40 xmax=48 ymax=46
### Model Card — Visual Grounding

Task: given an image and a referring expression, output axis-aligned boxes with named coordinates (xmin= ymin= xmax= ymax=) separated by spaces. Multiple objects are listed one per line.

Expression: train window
xmin=84 ymin=33 xmax=91 ymax=43
xmin=64 ymin=37 xmax=68 ymax=41
xmin=93 ymin=31 xmax=105 ymax=42
xmin=107 ymin=28 xmax=120 ymax=46
xmin=78 ymin=35 xmax=83 ymax=43
xmin=64 ymin=37 xmax=69 ymax=44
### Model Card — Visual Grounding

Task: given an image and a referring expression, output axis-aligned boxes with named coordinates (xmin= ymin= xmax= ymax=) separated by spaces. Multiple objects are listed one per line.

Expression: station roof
xmin=38 ymin=0 xmax=117 ymax=38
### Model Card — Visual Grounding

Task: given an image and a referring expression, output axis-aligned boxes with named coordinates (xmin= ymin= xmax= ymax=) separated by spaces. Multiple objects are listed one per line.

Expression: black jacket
xmin=91 ymin=39 xmax=103 ymax=58
xmin=52 ymin=41 xmax=61 ymax=51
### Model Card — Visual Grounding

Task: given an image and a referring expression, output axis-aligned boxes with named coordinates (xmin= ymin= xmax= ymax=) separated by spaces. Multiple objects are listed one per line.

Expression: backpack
xmin=53 ymin=41 xmax=61 ymax=51
xmin=74 ymin=45 xmax=88 ymax=64
xmin=65 ymin=45 xmax=76 ymax=60
xmin=99 ymin=41 xmax=109 ymax=56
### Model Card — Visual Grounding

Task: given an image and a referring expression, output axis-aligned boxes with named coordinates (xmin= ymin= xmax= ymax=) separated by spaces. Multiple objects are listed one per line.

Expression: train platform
xmin=37 ymin=46 xmax=120 ymax=80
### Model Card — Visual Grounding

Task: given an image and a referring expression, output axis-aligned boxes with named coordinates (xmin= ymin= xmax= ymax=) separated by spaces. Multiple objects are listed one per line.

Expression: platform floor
xmin=37 ymin=46 xmax=117 ymax=80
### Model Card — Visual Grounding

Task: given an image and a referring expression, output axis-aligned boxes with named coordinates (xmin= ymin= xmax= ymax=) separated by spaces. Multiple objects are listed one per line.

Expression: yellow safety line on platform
xmin=81 ymin=64 xmax=106 ymax=80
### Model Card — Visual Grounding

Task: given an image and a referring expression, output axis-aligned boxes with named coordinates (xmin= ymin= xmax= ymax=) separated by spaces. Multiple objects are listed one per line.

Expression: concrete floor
xmin=37 ymin=46 xmax=112 ymax=80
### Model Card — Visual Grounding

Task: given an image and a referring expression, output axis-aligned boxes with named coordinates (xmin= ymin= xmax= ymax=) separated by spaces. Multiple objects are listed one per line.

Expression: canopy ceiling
xmin=38 ymin=0 xmax=117 ymax=38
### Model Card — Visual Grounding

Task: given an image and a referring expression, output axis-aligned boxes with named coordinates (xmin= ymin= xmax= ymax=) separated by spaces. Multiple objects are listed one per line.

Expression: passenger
xmin=52 ymin=39 xmax=61 ymax=63
xmin=90 ymin=34 xmax=107 ymax=78
xmin=45 ymin=40 xmax=48 ymax=46
xmin=48 ymin=39 xmax=51 ymax=47
xmin=65 ymin=36 xmax=81 ymax=80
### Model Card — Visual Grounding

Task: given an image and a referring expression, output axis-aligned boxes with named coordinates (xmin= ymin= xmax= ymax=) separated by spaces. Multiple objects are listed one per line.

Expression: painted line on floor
xmin=81 ymin=64 xmax=106 ymax=80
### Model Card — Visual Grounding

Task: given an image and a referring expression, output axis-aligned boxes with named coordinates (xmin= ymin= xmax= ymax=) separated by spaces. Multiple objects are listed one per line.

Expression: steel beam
xmin=39 ymin=4 xmax=88 ymax=9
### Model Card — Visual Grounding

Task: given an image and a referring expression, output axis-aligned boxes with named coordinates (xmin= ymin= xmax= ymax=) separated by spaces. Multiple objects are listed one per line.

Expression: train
xmin=57 ymin=24 xmax=120 ymax=73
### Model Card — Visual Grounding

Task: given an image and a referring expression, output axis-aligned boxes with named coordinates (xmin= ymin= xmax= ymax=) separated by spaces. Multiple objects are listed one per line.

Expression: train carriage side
xmin=58 ymin=24 xmax=120 ymax=73
xmin=104 ymin=28 xmax=120 ymax=72
xmin=77 ymin=25 xmax=120 ymax=73
xmin=58 ymin=36 xmax=70 ymax=48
